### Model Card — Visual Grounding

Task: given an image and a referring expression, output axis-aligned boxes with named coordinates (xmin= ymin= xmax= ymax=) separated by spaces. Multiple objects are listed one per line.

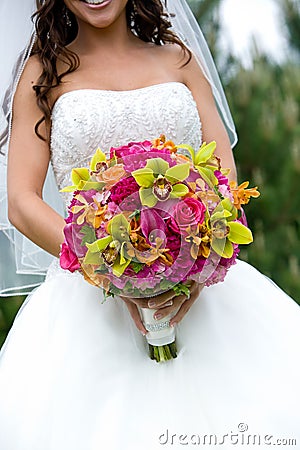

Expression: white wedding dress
xmin=0 ymin=82 xmax=299 ymax=450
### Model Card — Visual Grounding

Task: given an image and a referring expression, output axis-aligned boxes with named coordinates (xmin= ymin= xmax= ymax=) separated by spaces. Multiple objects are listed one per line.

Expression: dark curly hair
xmin=32 ymin=0 xmax=191 ymax=140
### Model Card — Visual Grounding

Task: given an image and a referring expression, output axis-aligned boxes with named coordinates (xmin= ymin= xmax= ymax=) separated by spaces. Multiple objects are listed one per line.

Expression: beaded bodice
xmin=50 ymin=82 xmax=202 ymax=191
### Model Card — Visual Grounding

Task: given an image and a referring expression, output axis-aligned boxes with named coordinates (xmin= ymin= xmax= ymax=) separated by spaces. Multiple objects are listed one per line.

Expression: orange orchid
xmin=129 ymin=228 xmax=152 ymax=253
xmin=185 ymin=224 xmax=212 ymax=259
xmin=174 ymin=153 xmax=192 ymax=165
xmin=87 ymin=204 xmax=108 ymax=230
xmin=197 ymin=189 xmax=220 ymax=208
xmin=72 ymin=193 xmax=107 ymax=228
xmin=198 ymin=224 xmax=212 ymax=258
xmin=152 ymin=135 xmax=177 ymax=153
xmin=127 ymin=218 xmax=149 ymax=252
xmin=132 ymin=237 xmax=173 ymax=266
xmin=129 ymin=239 xmax=173 ymax=266
xmin=230 ymin=181 xmax=260 ymax=209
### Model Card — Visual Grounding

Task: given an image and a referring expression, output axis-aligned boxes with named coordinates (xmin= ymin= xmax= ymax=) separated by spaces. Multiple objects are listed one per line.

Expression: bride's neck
xmin=72 ymin=15 xmax=133 ymax=55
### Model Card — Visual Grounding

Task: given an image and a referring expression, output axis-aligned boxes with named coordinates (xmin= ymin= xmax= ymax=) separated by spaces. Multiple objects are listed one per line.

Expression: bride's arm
xmin=7 ymin=56 xmax=65 ymax=257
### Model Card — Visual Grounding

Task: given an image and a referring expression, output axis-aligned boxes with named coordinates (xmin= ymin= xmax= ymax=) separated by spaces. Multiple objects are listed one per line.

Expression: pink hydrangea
xmin=188 ymin=246 xmax=240 ymax=286
xmin=110 ymin=140 xmax=153 ymax=159
xmin=110 ymin=141 xmax=175 ymax=172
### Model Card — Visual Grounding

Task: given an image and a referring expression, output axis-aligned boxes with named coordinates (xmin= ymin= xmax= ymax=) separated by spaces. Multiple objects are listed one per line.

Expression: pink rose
xmin=60 ymin=243 xmax=81 ymax=273
xmin=169 ymin=197 xmax=206 ymax=233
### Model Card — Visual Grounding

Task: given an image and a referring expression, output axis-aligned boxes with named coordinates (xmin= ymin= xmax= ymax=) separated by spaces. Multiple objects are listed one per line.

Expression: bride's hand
xmin=119 ymin=281 xmax=204 ymax=334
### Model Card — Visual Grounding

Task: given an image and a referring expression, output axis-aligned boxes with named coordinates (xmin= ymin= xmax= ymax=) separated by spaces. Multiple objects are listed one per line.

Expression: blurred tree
xmin=0 ymin=297 xmax=25 ymax=348
xmin=187 ymin=0 xmax=222 ymax=58
xmin=225 ymin=57 xmax=300 ymax=301
xmin=281 ymin=0 xmax=300 ymax=57
xmin=190 ymin=0 xmax=300 ymax=301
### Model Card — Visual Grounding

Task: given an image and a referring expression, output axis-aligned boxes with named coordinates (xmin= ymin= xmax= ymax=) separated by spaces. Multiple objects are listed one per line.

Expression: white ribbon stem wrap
xmin=140 ymin=307 xmax=175 ymax=347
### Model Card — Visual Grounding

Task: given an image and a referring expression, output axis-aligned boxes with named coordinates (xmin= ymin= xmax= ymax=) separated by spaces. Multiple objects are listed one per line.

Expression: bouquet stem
xmin=149 ymin=341 xmax=177 ymax=362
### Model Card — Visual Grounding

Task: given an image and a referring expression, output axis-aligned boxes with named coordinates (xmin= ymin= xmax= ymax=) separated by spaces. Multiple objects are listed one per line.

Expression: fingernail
xmin=154 ymin=313 xmax=162 ymax=320
xmin=148 ymin=300 xmax=156 ymax=308
xmin=141 ymin=330 xmax=147 ymax=336
xmin=164 ymin=300 xmax=173 ymax=307
xmin=170 ymin=321 xmax=176 ymax=327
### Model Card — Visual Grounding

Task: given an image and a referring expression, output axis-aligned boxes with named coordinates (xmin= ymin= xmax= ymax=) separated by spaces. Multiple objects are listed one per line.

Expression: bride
xmin=0 ymin=1 xmax=299 ymax=449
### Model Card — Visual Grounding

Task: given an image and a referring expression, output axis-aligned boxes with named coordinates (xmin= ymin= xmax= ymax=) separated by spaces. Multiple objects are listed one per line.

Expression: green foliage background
xmin=191 ymin=0 xmax=300 ymax=302
xmin=0 ymin=0 xmax=299 ymax=348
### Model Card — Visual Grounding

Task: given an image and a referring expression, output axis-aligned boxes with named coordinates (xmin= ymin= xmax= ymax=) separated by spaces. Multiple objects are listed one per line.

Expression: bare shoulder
xmin=151 ymin=42 xmax=188 ymax=66
xmin=181 ymin=51 xmax=208 ymax=84
xmin=23 ymin=54 xmax=43 ymax=75
xmin=151 ymin=43 xmax=207 ymax=83
xmin=14 ymin=54 xmax=42 ymax=100
xmin=11 ymin=54 xmax=46 ymax=138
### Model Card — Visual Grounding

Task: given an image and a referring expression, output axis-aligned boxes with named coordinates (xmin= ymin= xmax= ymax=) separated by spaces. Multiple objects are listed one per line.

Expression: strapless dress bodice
xmin=50 ymin=82 xmax=202 ymax=190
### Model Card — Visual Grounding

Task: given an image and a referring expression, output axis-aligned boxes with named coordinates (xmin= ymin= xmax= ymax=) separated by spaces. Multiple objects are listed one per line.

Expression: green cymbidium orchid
xmin=60 ymin=148 xmax=108 ymax=192
xmin=83 ymin=214 xmax=132 ymax=277
xmin=210 ymin=198 xmax=253 ymax=258
xmin=132 ymin=157 xmax=190 ymax=207
xmin=177 ymin=141 xmax=220 ymax=187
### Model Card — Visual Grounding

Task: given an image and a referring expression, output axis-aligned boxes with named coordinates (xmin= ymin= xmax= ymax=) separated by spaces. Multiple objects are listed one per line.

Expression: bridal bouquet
xmin=59 ymin=136 xmax=259 ymax=362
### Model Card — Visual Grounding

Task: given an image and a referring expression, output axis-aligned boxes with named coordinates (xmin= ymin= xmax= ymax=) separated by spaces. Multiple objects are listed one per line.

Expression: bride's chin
xmin=66 ymin=0 xmax=128 ymax=28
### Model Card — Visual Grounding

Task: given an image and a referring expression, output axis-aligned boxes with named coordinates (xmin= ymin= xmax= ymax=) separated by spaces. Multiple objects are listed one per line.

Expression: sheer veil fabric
xmin=0 ymin=0 xmax=64 ymax=295
xmin=0 ymin=0 xmax=237 ymax=295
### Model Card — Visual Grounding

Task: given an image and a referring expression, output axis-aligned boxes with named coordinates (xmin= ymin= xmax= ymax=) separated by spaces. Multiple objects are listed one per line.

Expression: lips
xmin=80 ymin=0 xmax=107 ymax=4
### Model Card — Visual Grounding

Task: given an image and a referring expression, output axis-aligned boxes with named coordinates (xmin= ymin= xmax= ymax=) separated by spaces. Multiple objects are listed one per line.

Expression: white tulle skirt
xmin=0 ymin=259 xmax=299 ymax=450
